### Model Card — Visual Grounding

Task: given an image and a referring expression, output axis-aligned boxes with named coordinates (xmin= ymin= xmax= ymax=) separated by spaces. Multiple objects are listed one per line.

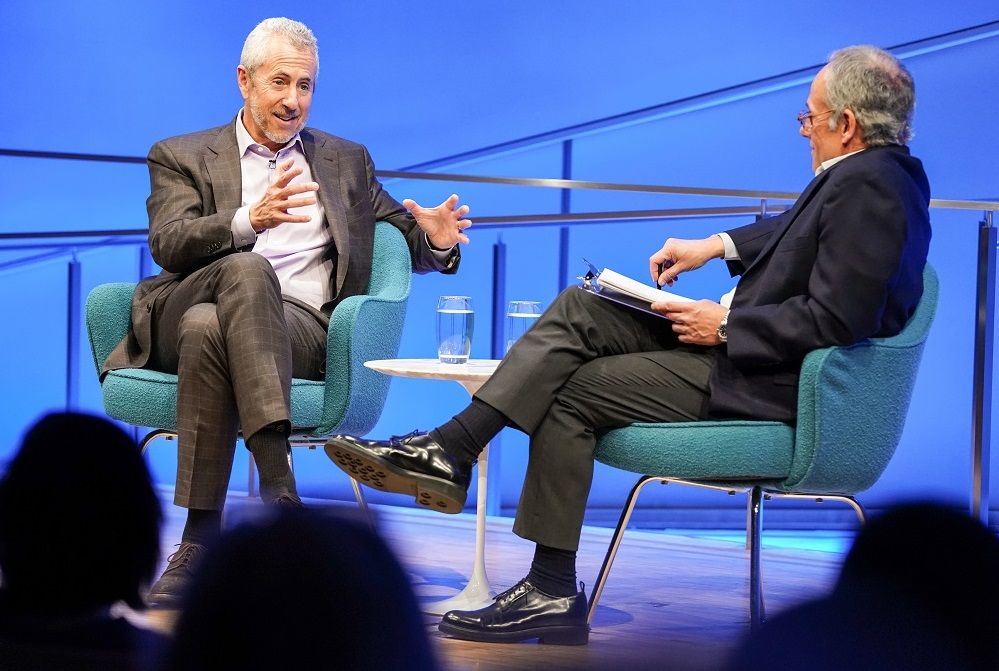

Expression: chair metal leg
xmin=748 ymin=486 xmax=765 ymax=630
xmin=139 ymin=429 xmax=176 ymax=454
xmin=247 ymin=453 xmax=258 ymax=498
xmin=349 ymin=477 xmax=377 ymax=531
xmin=587 ymin=475 xmax=660 ymax=624
xmin=767 ymin=492 xmax=867 ymax=525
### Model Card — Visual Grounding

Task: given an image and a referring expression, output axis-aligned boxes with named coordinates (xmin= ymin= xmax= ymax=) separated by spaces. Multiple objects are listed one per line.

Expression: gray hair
xmin=240 ymin=17 xmax=319 ymax=80
xmin=822 ymin=45 xmax=914 ymax=146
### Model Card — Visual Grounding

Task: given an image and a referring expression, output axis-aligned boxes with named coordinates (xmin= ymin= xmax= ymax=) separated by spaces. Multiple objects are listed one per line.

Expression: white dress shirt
xmin=231 ymin=111 xmax=332 ymax=310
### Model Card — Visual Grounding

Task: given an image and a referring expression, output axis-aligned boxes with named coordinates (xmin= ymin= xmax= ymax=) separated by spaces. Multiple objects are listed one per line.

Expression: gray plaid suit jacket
xmin=102 ymin=118 xmax=459 ymax=377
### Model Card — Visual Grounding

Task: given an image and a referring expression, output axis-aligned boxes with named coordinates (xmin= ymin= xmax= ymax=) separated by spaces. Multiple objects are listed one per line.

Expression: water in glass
xmin=505 ymin=300 xmax=542 ymax=354
xmin=437 ymin=296 xmax=474 ymax=364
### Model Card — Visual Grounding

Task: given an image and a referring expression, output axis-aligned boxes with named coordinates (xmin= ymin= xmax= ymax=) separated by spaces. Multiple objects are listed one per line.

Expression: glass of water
xmin=505 ymin=300 xmax=542 ymax=354
xmin=436 ymin=296 xmax=474 ymax=364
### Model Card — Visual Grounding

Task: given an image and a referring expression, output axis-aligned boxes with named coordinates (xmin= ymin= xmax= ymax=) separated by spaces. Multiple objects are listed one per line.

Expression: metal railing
xmin=1 ymin=153 xmax=997 ymax=522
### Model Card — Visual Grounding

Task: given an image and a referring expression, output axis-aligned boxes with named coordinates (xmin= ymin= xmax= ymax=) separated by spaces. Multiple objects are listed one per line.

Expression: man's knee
xmin=179 ymin=303 xmax=222 ymax=344
xmin=216 ymin=253 xmax=281 ymax=293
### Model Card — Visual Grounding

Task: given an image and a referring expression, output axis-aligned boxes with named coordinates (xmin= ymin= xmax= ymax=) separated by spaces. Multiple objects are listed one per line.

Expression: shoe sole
xmin=438 ymin=620 xmax=589 ymax=645
xmin=324 ymin=441 xmax=466 ymax=514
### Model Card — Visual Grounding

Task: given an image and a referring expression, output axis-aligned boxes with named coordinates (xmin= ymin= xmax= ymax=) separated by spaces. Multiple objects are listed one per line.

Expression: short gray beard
xmin=249 ymin=97 xmax=299 ymax=146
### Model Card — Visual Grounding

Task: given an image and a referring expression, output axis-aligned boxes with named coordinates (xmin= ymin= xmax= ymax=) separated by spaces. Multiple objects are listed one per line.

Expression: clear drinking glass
xmin=436 ymin=296 xmax=474 ymax=364
xmin=505 ymin=300 xmax=542 ymax=354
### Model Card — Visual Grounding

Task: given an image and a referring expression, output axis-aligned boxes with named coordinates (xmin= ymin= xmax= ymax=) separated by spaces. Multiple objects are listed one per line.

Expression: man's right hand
xmin=249 ymin=157 xmax=319 ymax=232
xmin=649 ymin=235 xmax=726 ymax=287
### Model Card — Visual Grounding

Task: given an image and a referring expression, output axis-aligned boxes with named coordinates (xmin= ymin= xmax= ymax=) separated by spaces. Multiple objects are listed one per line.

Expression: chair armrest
xmin=85 ymin=282 xmax=137 ymax=374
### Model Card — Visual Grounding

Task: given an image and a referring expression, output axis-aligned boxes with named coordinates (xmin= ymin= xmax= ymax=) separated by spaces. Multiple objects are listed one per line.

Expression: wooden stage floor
xmin=140 ymin=490 xmax=850 ymax=671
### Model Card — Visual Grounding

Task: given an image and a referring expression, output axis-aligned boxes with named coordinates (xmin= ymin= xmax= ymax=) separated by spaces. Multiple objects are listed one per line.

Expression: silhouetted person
xmin=0 ymin=412 xmax=167 ymax=670
xmin=726 ymin=501 xmax=999 ymax=670
xmin=160 ymin=506 xmax=438 ymax=670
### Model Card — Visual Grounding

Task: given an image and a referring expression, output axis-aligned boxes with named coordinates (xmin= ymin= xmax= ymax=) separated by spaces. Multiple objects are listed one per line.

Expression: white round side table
xmin=364 ymin=358 xmax=502 ymax=615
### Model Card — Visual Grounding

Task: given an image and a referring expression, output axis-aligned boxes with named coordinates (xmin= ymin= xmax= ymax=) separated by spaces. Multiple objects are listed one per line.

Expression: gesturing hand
xmin=402 ymin=194 xmax=471 ymax=250
xmin=249 ymin=158 xmax=319 ymax=232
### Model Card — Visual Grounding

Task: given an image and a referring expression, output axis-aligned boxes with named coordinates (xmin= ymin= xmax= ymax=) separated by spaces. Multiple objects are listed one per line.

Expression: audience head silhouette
xmin=162 ymin=507 xmax=438 ymax=670
xmin=835 ymin=500 xmax=999 ymax=670
xmin=0 ymin=411 xmax=162 ymax=612
xmin=726 ymin=500 xmax=999 ymax=671
xmin=0 ymin=411 xmax=166 ymax=671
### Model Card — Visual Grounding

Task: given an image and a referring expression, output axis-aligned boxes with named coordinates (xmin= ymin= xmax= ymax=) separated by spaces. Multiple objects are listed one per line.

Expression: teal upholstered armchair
xmin=588 ymin=263 xmax=939 ymax=629
xmin=85 ymin=221 xmax=412 ymax=503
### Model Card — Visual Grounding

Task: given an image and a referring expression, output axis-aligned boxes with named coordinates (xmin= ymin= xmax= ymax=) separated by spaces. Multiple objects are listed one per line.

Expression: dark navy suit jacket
xmin=708 ymin=145 xmax=931 ymax=424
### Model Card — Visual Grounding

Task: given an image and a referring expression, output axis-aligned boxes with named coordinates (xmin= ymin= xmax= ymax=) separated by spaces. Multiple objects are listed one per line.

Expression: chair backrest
xmin=779 ymin=262 xmax=939 ymax=494
xmin=307 ymin=220 xmax=412 ymax=436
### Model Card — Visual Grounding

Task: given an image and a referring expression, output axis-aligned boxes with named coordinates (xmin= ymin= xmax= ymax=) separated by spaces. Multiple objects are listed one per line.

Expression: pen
xmin=655 ymin=262 xmax=666 ymax=288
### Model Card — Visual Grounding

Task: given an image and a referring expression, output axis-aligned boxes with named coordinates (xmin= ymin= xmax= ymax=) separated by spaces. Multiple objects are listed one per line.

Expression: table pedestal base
xmin=421 ymin=443 xmax=495 ymax=615
xmin=361 ymin=360 xmax=502 ymax=617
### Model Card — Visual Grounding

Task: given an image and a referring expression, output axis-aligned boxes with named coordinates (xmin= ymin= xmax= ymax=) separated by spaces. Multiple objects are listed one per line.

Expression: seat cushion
xmin=101 ymin=369 xmax=179 ymax=431
xmin=595 ymin=420 xmax=795 ymax=482
xmin=103 ymin=370 xmax=329 ymax=435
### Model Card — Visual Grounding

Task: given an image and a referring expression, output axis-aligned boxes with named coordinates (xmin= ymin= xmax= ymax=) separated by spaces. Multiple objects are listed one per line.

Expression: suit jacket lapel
xmin=302 ymin=130 xmax=350 ymax=293
xmin=205 ymin=122 xmax=243 ymax=214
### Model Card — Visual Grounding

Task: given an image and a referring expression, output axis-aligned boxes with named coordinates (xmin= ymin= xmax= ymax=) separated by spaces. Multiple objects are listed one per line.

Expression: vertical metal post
xmin=490 ymin=238 xmax=508 ymax=361
xmin=486 ymin=238 xmax=508 ymax=517
xmin=972 ymin=210 xmax=995 ymax=526
xmin=66 ymin=253 xmax=82 ymax=410
xmin=557 ymin=140 xmax=573 ymax=292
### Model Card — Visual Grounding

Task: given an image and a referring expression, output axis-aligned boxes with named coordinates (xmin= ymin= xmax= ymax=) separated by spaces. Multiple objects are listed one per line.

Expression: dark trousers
xmin=149 ymin=253 xmax=328 ymax=510
xmin=476 ymin=287 xmax=715 ymax=550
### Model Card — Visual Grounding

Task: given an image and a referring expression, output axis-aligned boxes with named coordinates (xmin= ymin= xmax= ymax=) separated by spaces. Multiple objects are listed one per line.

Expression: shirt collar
xmin=815 ymin=148 xmax=865 ymax=176
xmin=234 ymin=109 xmax=303 ymax=158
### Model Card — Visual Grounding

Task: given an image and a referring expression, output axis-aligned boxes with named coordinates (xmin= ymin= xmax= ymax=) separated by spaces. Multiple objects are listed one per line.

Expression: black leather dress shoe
xmin=438 ymin=578 xmax=589 ymax=645
xmin=145 ymin=541 xmax=206 ymax=609
xmin=324 ymin=431 xmax=470 ymax=514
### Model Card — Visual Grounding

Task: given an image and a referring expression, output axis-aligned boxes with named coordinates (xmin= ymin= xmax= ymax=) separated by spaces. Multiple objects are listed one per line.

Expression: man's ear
xmin=840 ymin=108 xmax=860 ymax=146
xmin=236 ymin=65 xmax=251 ymax=99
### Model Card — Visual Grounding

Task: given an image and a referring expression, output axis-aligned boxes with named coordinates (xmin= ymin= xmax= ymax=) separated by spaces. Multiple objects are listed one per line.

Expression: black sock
xmin=246 ymin=422 xmax=298 ymax=502
xmin=430 ymin=398 xmax=507 ymax=471
xmin=527 ymin=544 xmax=578 ymax=597
xmin=181 ymin=508 xmax=223 ymax=546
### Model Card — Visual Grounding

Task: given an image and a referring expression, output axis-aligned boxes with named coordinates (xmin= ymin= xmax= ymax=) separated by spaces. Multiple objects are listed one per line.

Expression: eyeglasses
xmin=797 ymin=109 xmax=836 ymax=132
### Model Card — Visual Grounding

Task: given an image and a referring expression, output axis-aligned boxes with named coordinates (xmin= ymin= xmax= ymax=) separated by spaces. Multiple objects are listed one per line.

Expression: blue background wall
xmin=2 ymin=2 xmax=998 ymax=528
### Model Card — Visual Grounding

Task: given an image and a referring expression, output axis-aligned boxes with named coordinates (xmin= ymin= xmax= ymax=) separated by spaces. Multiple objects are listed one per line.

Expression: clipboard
xmin=578 ymin=258 xmax=692 ymax=318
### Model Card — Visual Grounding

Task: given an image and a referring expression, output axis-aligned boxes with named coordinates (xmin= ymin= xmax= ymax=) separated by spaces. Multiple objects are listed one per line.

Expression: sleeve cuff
xmin=717 ymin=232 xmax=739 ymax=261
xmin=232 ymin=206 xmax=258 ymax=248
xmin=425 ymin=232 xmax=456 ymax=257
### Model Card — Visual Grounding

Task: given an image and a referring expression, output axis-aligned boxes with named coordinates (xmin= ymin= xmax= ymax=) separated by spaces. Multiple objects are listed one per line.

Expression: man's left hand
xmin=651 ymin=299 xmax=728 ymax=345
xmin=403 ymin=194 xmax=471 ymax=250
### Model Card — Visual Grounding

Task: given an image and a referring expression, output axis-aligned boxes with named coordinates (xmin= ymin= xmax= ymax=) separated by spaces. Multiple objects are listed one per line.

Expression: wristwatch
xmin=717 ymin=310 xmax=730 ymax=343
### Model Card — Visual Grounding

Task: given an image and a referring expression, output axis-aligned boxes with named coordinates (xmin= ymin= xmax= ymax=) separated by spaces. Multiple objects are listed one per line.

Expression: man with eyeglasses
xmin=100 ymin=17 xmax=472 ymax=608
xmin=326 ymin=44 xmax=930 ymax=646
